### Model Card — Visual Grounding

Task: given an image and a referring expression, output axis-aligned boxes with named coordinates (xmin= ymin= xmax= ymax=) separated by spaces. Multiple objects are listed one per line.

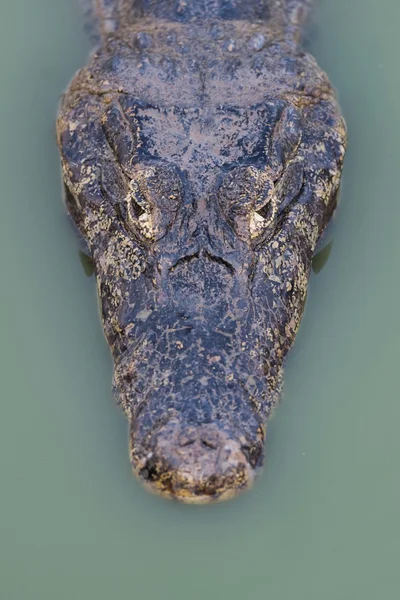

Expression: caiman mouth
xmin=130 ymin=418 xmax=262 ymax=504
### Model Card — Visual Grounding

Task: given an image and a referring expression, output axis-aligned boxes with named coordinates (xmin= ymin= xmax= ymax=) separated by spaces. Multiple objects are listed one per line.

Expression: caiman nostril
xmin=178 ymin=433 xmax=197 ymax=447
xmin=200 ymin=437 xmax=219 ymax=450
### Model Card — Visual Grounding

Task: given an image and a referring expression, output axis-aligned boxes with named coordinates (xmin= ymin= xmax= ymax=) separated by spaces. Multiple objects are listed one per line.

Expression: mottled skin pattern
xmin=56 ymin=0 xmax=346 ymax=502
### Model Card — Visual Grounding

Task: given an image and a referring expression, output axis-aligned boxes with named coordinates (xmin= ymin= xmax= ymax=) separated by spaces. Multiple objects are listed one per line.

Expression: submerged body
xmin=57 ymin=0 xmax=346 ymax=502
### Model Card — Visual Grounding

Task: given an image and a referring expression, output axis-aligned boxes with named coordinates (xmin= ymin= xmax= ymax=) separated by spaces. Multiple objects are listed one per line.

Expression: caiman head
xmin=56 ymin=18 xmax=346 ymax=502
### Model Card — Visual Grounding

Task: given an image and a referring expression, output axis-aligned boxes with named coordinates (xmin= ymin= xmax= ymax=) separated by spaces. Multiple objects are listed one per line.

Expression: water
xmin=0 ymin=1 xmax=399 ymax=598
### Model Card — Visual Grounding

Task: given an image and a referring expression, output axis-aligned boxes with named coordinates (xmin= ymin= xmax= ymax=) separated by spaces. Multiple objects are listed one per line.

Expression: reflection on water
xmin=312 ymin=240 xmax=333 ymax=274
xmin=79 ymin=251 xmax=95 ymax=277
xmin=0 ymin=1 xmax=400 ymax=599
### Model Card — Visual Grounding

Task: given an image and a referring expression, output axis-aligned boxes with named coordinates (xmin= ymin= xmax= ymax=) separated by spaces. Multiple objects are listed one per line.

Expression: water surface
xmin=0 ymin=1 xmax=399 ymax=598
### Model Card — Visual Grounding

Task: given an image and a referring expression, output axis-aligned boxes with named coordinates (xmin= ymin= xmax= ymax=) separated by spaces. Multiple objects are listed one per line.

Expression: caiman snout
xmin=130 ymin=418 xmax=260 ymax=503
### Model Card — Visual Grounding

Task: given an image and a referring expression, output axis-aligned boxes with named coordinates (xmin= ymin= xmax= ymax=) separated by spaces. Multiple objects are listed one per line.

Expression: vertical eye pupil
xmin=256 ymin=204 xmax=271 ymax=220
xmin=131 ymin=198 xmax=146 ymax=218
xmin=128 ymin=180 xmax=150 ymax=219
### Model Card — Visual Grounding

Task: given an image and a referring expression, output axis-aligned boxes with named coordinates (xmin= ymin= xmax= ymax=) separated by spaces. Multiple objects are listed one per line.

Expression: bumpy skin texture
xmin=57 ymin=0 xmax=346 ymax=503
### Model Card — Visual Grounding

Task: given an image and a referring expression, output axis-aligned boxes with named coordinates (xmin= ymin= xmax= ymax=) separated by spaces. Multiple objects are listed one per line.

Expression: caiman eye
xmin=250 ymin=173 xmax=278 ymax=240
xmin=219 ymin=166 xmax=278 ymax=241
xmin=126 ymin=178 xmax=154 ymax=240
xmin=125 ymin=166 xmax=183 ymax=241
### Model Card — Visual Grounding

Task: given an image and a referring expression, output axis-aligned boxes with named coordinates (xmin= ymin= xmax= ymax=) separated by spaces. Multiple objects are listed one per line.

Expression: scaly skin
xmin=56 ymin=0 xmax=346 ymax=502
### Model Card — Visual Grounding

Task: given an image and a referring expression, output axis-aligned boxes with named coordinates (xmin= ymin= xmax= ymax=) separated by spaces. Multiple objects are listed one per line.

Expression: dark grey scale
xmin=247 ymin=33 xmax=267 ymax=52
xmin=135 ymin=31 xmax=154 ymax=51
xmin=157 ymin=56 xmax=179 ymax=81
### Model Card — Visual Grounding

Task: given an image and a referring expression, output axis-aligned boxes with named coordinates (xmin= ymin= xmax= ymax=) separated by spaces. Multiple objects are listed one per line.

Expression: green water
xmin=1 ymin=1 xmax=399 ymax=598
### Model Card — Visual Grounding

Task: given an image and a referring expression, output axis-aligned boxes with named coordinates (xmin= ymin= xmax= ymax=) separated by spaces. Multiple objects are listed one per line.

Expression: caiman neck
xmin=132 ymin=0 xmax=271 ymax=22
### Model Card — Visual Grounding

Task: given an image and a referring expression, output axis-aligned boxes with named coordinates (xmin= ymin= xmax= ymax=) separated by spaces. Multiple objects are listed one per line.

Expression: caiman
xmin=56 ymin=0 xmax=346 ymax=503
